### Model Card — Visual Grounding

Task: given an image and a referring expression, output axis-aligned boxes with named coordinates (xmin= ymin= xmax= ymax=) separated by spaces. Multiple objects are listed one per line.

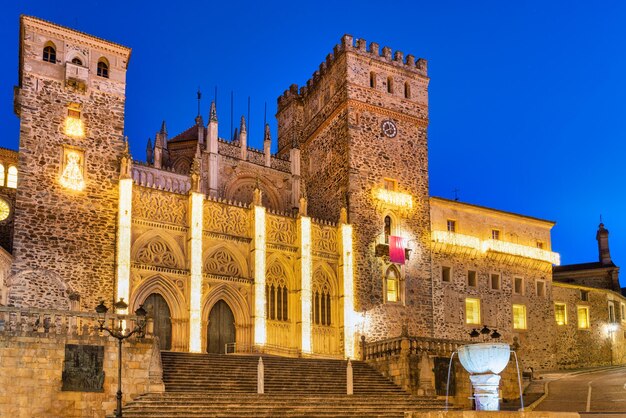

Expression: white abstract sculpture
xmin=458 ymin=342 xmax=510 ymax=411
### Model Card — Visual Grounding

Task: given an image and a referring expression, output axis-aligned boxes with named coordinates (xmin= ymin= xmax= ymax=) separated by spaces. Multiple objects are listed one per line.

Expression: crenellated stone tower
xmin=277 ymin=35 xmax=433 ymax=339
xmin=10 ymin=16 xmax=131 ymax=310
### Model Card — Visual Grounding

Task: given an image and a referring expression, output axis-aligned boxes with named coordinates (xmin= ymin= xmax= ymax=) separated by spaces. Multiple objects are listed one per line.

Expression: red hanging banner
xmin=389 ymin=235 xmax=407 ymax=265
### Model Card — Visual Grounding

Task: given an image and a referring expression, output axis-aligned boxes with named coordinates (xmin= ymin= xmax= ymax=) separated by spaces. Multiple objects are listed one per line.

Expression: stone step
xmin=115 ymin=352 xmax=452 ymax=417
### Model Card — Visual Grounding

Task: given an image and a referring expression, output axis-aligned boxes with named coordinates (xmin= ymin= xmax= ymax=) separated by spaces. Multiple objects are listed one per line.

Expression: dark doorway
xmin=434 ymin=356 xmax=455 ymax=396
xmin=143 ymin=293 xmax=172 ymax=350
xmin=207 ymin=300 xmax=236 ymax=354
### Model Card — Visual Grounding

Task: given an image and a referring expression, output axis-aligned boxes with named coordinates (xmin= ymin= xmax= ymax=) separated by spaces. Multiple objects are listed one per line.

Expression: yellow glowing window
xmin=577 ymin=306 xmax=590 ymax=329
xmin=7 ymin=166 xmax=17 ymax=189
xmin=64 ymin=108 xmax=85 ymax=138
xmin=555 ymin=303 xmax=567 ymax=325
xmin=465 ymin=298 xmax=480 ymax=325
xmin=385 ymin=267 xmax=399 ymax=303
xmin=0 ymin=163 xmax=4 ymax=186
xmin=513 ymin=304 xmax=527 ymax=330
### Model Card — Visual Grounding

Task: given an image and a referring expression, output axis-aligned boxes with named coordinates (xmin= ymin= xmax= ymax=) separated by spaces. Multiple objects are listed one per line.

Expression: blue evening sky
xmin=1 ymin=1 xmax=625 ymax=285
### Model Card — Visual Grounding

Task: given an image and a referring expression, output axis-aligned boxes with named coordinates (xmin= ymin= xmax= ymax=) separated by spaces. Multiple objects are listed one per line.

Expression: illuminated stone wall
xmin=551 ymin=282 xmax=626 ymax=368
xmin=279 ymin=35 xmax=433 ymax=342
xmin=9 ymin=17 xmax=131 ymax=310
xmin=430 ymin=197 xmax=559 ymax=369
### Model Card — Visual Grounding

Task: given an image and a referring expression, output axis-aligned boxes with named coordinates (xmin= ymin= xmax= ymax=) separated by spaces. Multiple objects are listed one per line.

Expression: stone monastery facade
xmin=1 ymin=16 xmax=625 ymax=373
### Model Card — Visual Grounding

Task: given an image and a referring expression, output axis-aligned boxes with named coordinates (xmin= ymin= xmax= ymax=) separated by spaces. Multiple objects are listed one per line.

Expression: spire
xmin=120 ymin=136 xmax=133 ymax=179
xmin=190 ymin=143 xmax=201 ymax=192
xmin=597 ymin=222 xmax=613 ymax=266
xmin=264 ymin=124 xmax=271 ymax=142
xmin=160 ymin=120 xmax=167 ymax=135
xmin=240 ymin=115 xmax=247 ymax=134
xmin=209 ymin=101 xmax=218 ymax=122
xmin=146 ymin=137 xmax=154 ymax=165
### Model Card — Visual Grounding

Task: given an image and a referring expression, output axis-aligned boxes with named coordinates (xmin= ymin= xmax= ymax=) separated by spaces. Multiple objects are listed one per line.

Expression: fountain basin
xmin=458 ymin=342 xmax=510 ymax=374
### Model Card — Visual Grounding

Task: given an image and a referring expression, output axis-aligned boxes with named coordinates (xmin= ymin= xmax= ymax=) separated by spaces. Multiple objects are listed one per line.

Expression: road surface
xmin=534 ymin=366 xmax=626 ymax=415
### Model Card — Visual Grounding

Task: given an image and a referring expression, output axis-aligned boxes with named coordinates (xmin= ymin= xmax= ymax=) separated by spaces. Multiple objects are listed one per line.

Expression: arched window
xmin=404 ymin=81 xmax=411 ymax=99
xmin=97 ymin=58 xmax=109 ymax=78
xmin=312 ymin=271 xmax=332 ymax=326
xmin=7 ymin=166 xmax=17 ymax=189
xmin=71 ymin=57 xmax=83 ymax=66
xmin=43 ymin=43 xmax=56 ymax=63
xmin=370 ymin=72 xmax=376 ymax=88
xmin=0 ymin=164 xmax=4 ymax=187
xmin=387 ymin=76 xmax=393 ymax=93
xmin=266 ymin=262 xmax=288 ymax=321
xmin=385 ymin=266 xmax=400 ymax=303
xmin=384 ymin=215 xmax=392 ymax=244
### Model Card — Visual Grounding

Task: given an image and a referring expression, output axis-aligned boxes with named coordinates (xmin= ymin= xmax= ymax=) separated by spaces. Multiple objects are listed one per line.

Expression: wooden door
xmin=207 ymin=300 xmax=236 ymax=354
xmin=143 ymin=293 xmax=172 ymax=350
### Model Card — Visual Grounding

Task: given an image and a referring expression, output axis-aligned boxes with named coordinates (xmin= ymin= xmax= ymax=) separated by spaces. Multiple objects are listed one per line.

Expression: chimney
xmin=597 ymin=223 xmax=613 ymax=266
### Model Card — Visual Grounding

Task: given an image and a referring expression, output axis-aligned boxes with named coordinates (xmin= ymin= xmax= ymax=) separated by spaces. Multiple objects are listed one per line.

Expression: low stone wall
xmin=365 ymin=336 xmax=528 ymax=409
xmin=0 ymin=332 xmax=163 ymax=418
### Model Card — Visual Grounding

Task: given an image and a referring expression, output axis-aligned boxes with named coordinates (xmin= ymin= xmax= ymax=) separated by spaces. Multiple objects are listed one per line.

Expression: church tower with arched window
xmin=9 ymin=16 xmax=131 ymax=309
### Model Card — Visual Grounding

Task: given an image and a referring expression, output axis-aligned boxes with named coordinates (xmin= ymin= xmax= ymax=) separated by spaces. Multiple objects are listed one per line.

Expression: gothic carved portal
xmin=207 ymin=300 xmax=236 ymax=354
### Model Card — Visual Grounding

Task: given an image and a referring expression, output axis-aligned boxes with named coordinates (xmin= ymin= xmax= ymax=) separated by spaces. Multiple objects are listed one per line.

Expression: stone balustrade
xmin=364 ymin=335 xmax=465 ymax=360
xmin=0 ymin=305 xmax=153 ymax=338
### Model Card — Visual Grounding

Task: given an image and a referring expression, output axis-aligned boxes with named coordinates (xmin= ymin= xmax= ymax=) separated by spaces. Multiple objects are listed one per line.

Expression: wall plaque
xmin=61 ymin=344 xmax=105 ymax=392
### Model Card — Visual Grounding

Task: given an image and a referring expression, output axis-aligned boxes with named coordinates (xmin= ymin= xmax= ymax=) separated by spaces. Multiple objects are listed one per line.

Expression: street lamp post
xmin=96 ymin=299 xmax=147 ymax=418
xmin=607 ymin=323 xmax=618 ymax=366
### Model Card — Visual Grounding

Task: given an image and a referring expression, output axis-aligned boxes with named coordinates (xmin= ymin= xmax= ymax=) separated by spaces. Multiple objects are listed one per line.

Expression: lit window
xmin=513 ymin=304 xmax=527 ymax=330
xmin=577 ymin=306 xmax=590 ymax=329
xmin=97 ymin=58 xmax=109 ymax=78
xmin=447 ymin=219 xmax=456 ymax=232
xmin=490 ymin=273 xmax=500 ymax=290
xmin=7 ymin=166 xmax=17 ymax=189
xmin=370 ymin=72 xmax=376 ymax=88
xmin=467 ymin=270 xmax=477 ymax=287
xmin=312 ymin=276 xmax=332 ymax=326
xmin=441 ymin=266 xmax=451 ymax=282
xmin=580 ymin=290 xmax=589 ymax=301
xmin=71 ymin=57 xmax=83 ymax=66
xmin=265 ymin=280 xmax=288 ymax=322
xmin=555 ymin=303 xmax=567 ymax=325
xmin=387 ymin=76 xmax=393 ymax=93
xmin=514 ymin=277 xmax=524 ymax=295
xmin=43 ymin=43 xmax=56 ymax=63
xmin=536 ymin=241 xmax=544 ymax=249
xmin=492 ymin=229 xmax=500 ymax=240
xmin=404 ymin=81 xmax=411 ymax=99
xmin=385 ymin=266 xmax=400 ymax=303
xmin=383 ymin=178 xmax=397 ymax=191
xmin=536 ymin=280 xmax=546 ymax=297
xmin=0 ymin=163 xmax=4 ymax=186
xmin=465 ymin=298 xmax=481 ymax=325
xmin=609 ymin=301 xmax=616 ymax=323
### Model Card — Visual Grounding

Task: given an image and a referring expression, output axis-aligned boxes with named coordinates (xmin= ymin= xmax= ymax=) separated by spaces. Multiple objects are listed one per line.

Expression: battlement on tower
xmin=278 ymin=34 xmax=427 ymax=105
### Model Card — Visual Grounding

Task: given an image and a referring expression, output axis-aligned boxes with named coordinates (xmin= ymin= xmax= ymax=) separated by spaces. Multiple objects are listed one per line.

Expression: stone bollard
xmin=347 ymin=359 xmax=353 ymax=395
xmin=257 ymin=357 xmax=264 ymax=394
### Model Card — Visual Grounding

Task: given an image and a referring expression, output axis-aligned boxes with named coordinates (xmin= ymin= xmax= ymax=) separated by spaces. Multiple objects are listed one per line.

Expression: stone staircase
xmin=118 ymin=351 xmax=450 ymax=417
